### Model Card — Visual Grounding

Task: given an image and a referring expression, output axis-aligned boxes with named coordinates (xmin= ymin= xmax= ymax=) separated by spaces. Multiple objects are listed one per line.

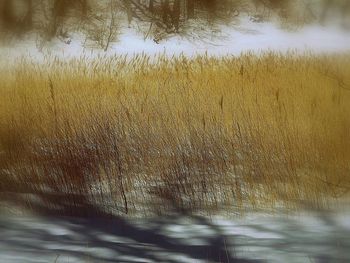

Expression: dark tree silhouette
xmin=0 ymin=0 xmax=33 ymax=33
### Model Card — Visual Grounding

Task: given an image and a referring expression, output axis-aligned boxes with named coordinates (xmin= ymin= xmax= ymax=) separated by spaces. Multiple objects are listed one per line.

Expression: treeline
xmin=0 ymin=0 xmax=349 ymax=47
xmin=0 ymin=0 xmax=89 ymax=37
xmin=0 ymin=0 xmax=239 ymax=35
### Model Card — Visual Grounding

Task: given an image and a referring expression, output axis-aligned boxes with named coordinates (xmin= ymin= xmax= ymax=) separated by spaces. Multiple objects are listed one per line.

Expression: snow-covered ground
xmin=1 ymin=206 xmax=350 ymax=263
xmin=113 ymin=19 xmax=350 ymax=57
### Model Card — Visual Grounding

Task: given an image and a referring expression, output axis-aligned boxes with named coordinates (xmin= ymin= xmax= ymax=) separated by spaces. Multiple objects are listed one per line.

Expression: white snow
xmin=1 ymin=208 xmax=350 ymax=263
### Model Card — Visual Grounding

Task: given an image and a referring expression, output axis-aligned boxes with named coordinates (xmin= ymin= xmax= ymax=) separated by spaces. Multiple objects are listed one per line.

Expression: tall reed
xmin=1 ymin=52 xmax=349 ymax=215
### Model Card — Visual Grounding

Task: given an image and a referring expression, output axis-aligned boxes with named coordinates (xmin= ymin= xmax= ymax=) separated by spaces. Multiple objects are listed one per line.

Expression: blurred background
xmin=0 ymin=0 xmax=349 ymax=50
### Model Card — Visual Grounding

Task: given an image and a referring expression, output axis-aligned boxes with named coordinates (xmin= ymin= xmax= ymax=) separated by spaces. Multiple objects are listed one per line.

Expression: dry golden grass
xmin=1 ymin=52 xmax=350 ymax=215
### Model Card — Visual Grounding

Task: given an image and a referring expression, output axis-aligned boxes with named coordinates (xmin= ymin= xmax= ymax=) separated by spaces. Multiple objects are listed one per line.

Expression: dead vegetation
xmin=1 ymin=52 xmax=350 ymax=216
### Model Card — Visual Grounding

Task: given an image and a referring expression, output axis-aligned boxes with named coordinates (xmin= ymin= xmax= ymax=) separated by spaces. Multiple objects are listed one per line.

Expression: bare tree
xmin=0 ymin=0 xmax=33 ymax=33
xmin=104 ymin=0 xmax=119 ymax=50
xmin=187 ymin=0 xmax=195 ymax=18
xmin=149 ymin=0 xmax=154 ymax=12
xmin=172 ymin=0 xmax=180 ymax=31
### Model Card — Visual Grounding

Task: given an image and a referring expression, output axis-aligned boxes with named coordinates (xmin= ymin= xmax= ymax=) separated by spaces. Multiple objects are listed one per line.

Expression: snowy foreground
xmin=1 ymin=205 xmax=350 ymax=263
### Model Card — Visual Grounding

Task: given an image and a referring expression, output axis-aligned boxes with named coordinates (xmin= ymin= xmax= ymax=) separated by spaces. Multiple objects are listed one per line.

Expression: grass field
xmin=1 ymin=52 xmax=350 ymax=215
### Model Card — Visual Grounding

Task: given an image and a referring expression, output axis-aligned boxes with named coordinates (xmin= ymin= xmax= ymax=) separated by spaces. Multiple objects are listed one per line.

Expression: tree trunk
xmin=187 ymin=0 xmax=194 ymax=19
xmin=81 ymin=0 xmax=88 ymax=17
xmin=25 ymin=0 xmax=33 ymax=30
xmin=320 ymin=0 xmax=332 ymax=25
xmin=149 ymin=0 xmax=154 ymax=13
xmin=1 ymin=0 xmax=15 ymax=29
xmin=123 ymin=0 xmax=133 ymax=26
xmin=161 ymin=0 xmax=170 ymax=27
xmin=172 ymin=0 xmax=181 ymax=31
xmin=0 ymin=0 xmax=33 ymax=32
